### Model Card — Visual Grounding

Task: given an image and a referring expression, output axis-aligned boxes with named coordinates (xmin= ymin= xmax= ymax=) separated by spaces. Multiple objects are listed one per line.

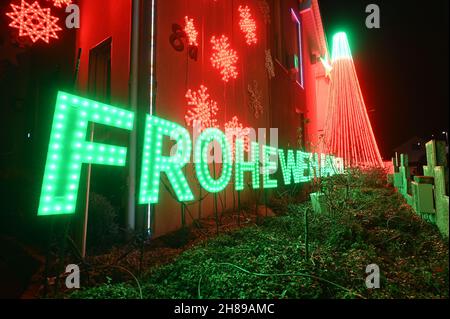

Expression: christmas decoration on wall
xmin=235 ymin=140 xmax=260 ymax=191
xmin=170 ymin=23 xmax=186 ymax=52
xmin=278 ymin=149 xmax=312 ymax=185
xmin=139 ymin=115 xmax=194 ymax=204
xmin=38 ymin=92 xmax=135 ymax=216
xmin=238 ymin=5 xmax=257 ymax=45
xmin=210 ymin=35 xmax=239 ymax=82
xmin=265 ymin=49 xmax=275 ymax=78
xmin=262 ymin=145 xmax=278 ymax=189
xmin=320 ymin=56 xmax=333 ymax=79
xmin=170 ymin=22 xmax=198 ymax=61
xmin=6 ymin=0 xmax=62 ymax=44
xmin=184 ymin=16 xmax=198 ymax=47
xmin=324 ymin=32 xmax=384 ymax=168
xmin=248 ymin=80 xmax=263 ymax=119
xmin=195 ymin=128 xmax=233 ymax=193
xmin=225 ymin=116 xmax=251 ymax=160
xmin=37 ymin=91 xmax=345 ymax=215
xmin=48 ymin=0 xmax=72 ymax=8
xmin=185 ymin=85 xmax=219 ymax=131
xmin=257 ymin=0 xmax=271 ymax=25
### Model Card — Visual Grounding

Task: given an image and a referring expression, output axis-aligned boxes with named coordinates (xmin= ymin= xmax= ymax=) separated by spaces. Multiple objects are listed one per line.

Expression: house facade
xmin=73 ymin=0 xmax=331 ymax=237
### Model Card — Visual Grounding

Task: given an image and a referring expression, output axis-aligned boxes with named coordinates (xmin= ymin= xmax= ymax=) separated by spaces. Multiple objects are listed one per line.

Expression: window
xmin=298 ymin=113 xmax=306 ymax=150
xmin=86 ymin=37 xmax=124 ymax=227
xmin=273 ymin=0 xmax=285 ymax=64
xmin=273 ymin=1 xmax=305 ymax=88
xmin=291 ymin=9 xmax=304 ymax=88
xmin=88 ymin=37 xmax=112 ymax=103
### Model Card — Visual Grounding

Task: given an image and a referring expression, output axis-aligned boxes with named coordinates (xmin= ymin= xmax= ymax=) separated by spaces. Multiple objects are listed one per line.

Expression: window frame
xmin=290 ymin=8 xmax=304 ymax=89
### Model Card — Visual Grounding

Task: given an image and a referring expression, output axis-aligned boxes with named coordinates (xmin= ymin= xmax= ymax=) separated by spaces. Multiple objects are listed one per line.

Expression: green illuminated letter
xmin=139 ymin=115 xmax=194 ymax=204
xmin=194 ymin=128 xmax=232 ymax=193
xmin=235 ymin=140 xmax=260 ymax=191
xmin=309 ymin=153 xmax=320 ymax=180
xmin=278 ymin=149 xmax=302 ymax=185
xmin=296 ymin=151 xmax=312 ymax=183
xmin=334 ymin=157 xmax=345 ymax=174
xmin=262 ymin=145 xmax=278 ymax=189
xmin=38 ymin=92 xmax=135 ymax=216
xmin=320 ymin=154 xmax=336 ymax=177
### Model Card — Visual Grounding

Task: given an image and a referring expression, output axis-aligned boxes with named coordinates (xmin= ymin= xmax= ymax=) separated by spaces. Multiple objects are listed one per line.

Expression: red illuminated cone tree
xmin=324 ymin=32 xmax=384 ymax=168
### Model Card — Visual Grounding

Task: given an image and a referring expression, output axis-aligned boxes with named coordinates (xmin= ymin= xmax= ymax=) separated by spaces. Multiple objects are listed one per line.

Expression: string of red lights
xmin=6 ymin=0 xmax=62 ymax=44
xmin=238 ymin=5 xmax=258 ymax=46
xmin=324 ymin=32 xmax=384 ymax=168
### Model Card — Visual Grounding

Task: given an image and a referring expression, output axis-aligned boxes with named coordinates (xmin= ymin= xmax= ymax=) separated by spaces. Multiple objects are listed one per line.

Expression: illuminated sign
xmin=38 ymin=91 xmax=344 ymax=216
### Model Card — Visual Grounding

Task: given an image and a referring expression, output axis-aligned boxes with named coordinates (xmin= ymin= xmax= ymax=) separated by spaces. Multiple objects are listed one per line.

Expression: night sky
xmin=319 ymin=0 xmax=449 ymax=158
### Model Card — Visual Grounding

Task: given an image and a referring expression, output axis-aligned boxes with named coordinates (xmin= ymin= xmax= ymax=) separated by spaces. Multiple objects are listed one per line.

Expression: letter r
xmin=139 ymin=115 xmax=194 ymax=204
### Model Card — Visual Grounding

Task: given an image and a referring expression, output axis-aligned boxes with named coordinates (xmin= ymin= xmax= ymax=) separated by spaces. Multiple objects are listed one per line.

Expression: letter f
xmin=38 ymin=92 xmax=135 ymax=216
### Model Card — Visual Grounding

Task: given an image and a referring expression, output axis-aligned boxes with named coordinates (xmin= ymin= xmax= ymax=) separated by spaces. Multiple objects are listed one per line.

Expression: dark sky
xmin=318 ymin=0 xmax=449 ymax=158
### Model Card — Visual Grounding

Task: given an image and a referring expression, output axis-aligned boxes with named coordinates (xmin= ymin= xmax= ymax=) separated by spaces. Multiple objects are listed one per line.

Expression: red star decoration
xmin=48 ymin=0 xmax=72 ymax=8
xmin=6 ymin=0 xmax=62 ymax=44
xmin=184 ymin=16 xmax=199 ymax=47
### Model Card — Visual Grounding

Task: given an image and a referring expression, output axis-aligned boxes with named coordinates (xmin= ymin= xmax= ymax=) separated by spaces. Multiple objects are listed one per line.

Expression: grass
xmin=70 ymin=172 xmax=449 ymax=299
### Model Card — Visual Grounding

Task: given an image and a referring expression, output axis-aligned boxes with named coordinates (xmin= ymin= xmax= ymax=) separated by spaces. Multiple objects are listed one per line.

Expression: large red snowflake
xmin=6 ymin=0 xmax=62 ymax=44
xmin=210 ymin=35 xmax=239 ymax=82
xmin=184 ymin=16 xmax=198 ymax=47
xmin=225 ymin=116 xmax=251 ymax=159
xmin=239 ymin=6 xmax=257 ymax=45
xmin=185 ymin=85 xmax=219 ymax=131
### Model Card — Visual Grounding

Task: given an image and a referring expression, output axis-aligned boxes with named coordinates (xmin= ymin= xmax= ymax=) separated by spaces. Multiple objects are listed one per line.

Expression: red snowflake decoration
xmin=185 ymin=85 xmax=219 ymax=131
xmin=184 ymin=16 xmax=199 ymax=46
xmin=48 ymin=0 xmax=72 ymax=8
xmin=238 ymin=6 xmax=257 ymax=45
xmin=6 ymin=0 xmax=62 ymax=44
xmin=225 ymin=116 xmax=251 ymax=159
xmin=210 ymin=35 xmax=239 ymax=82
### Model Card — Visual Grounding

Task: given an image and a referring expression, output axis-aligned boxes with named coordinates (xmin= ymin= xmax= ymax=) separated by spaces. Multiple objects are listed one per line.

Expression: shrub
xmin=87 ymin=193 xmax=120 ymax=254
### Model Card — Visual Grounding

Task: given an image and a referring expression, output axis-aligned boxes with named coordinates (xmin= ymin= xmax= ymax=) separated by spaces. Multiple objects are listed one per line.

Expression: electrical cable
xmin=197 ymin=262 xmax=365 ymax=299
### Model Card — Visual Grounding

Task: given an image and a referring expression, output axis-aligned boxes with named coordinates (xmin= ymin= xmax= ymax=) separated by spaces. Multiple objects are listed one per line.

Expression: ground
xmin=64 ymin=171 xmax=449 ymax=299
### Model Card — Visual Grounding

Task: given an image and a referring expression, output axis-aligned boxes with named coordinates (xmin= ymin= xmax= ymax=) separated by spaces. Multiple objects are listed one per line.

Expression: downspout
xmin=128 ymin=0 xmax=141 ymax=230
xmin=147 ymin=0 xmax=157 ymax=236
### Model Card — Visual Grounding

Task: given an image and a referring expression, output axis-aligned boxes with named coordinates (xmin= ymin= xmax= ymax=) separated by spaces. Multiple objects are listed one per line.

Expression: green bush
xmin=71 ymin=277 xmax=139 ymax=299
xmin=87 ymin=193 xmax=120 ymax=254
xmin=72 ymin=171 xmax=449 ymax=299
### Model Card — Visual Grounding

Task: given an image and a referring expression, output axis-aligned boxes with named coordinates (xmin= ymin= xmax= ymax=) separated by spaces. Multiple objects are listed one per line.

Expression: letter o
xmin=195 ymin=128 xmax=232 ymax=193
